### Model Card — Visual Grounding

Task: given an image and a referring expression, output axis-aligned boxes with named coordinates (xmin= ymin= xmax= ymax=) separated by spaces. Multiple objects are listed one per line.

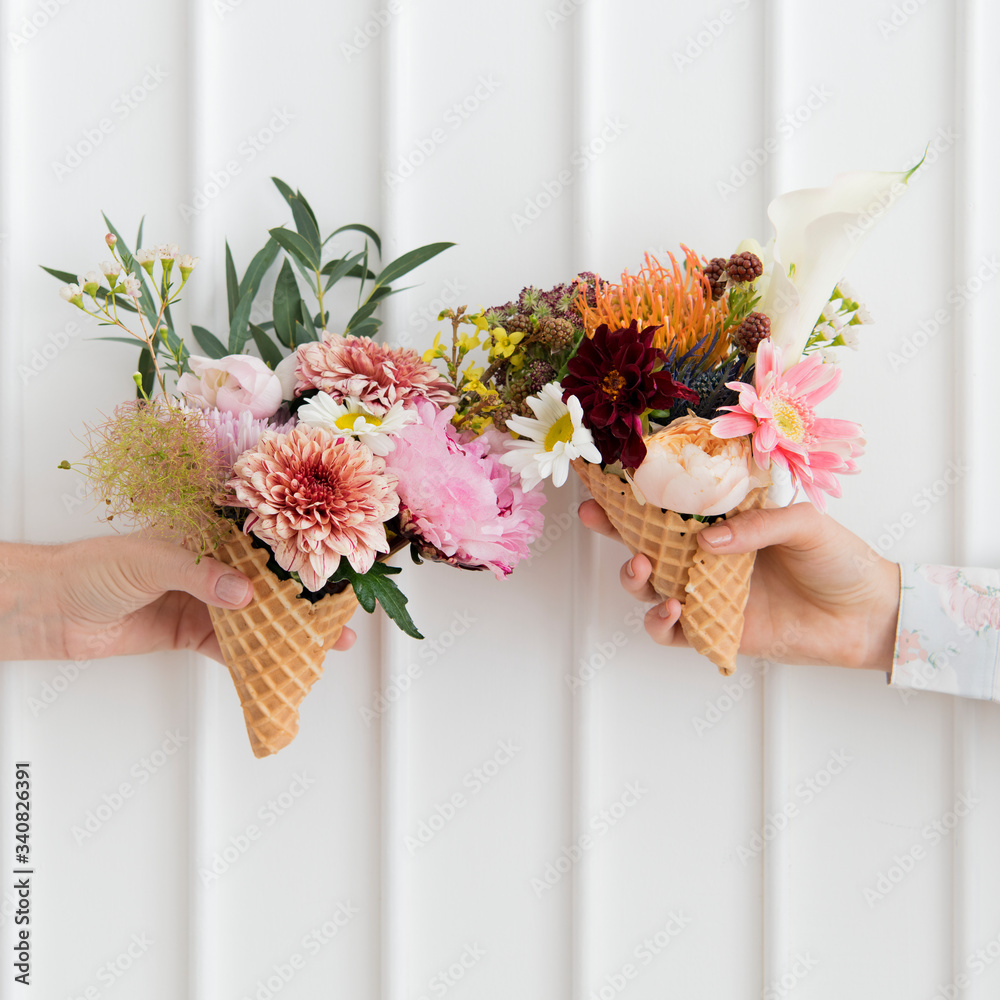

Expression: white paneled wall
xmin=1 ymin=1 xmax=998 ymax=998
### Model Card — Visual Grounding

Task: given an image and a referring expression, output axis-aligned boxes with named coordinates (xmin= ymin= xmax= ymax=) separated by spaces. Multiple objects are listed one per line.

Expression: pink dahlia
xmin=294 ymin=333 xmax=457 ymax=414
xmin=711 ymin=340 xmax=864 ymax=510
xmin=383 ymin=400 xmax=545 ymax=579
xmin=230 ymin=425 xmax=399 ymax=591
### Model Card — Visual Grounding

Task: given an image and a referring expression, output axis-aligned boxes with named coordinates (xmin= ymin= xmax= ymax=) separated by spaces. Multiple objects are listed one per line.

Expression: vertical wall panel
xmin=1 ymin=2 xmax=999 ymax=998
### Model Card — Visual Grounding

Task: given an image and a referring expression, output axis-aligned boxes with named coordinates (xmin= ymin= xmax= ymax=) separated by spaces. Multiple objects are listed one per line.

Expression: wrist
xmin=860 ymin=558 xmax=901 ymax=671
xmin=0 ymin=541 xmax=67 ymax=661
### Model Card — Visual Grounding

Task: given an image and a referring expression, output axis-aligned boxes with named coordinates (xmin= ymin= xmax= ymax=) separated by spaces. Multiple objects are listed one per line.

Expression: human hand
xmin=6 ymin=535 xmax=357 ymax=664
xmin=578 ymin=499 xmax=900 ymax=670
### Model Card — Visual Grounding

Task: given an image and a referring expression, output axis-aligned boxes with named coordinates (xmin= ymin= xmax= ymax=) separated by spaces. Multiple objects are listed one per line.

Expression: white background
xmin=1 ymin=0 xmax=999 ymax=998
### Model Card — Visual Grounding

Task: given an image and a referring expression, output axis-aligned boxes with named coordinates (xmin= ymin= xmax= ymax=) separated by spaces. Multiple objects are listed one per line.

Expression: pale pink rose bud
xmin=631 ymin=414 xmax=770 ymax=517
xmin=176 ymin=354 xmax=283 ymax=419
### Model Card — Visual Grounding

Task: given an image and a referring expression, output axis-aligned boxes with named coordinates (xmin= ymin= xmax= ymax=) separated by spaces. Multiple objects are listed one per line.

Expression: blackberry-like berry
xmin=501 ymin=313 xmax=532 ymax=335
xmin=727 ymin=251 xmax=763 ymax=283
xmin=732 ymin=312 xmax=771 ymax=354
xmin=537 ymin=315 xmax=574 ymax=351
xmin=491 ymin=402 xmax=513 ymax=430
xmin=703 ymin=257 xmax=728 ymax=300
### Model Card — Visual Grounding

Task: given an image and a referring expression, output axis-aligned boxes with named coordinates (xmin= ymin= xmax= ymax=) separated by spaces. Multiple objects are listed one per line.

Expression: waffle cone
xmin=572 ymin=459 xmax=766 ymax=675
xmin=208 ymin=526 xmax=359 ymax=758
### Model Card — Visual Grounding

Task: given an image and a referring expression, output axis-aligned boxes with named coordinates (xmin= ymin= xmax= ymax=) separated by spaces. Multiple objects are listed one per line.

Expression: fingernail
xmin=625 ymin=559 xmax=635 ymax=578
xmin=657 ymin=602 xmax=675 ymax=619
xmin=700 ymin=524 xmax=732 ymax=547
xmin=216 ymin=573 xmax=251 ymax=605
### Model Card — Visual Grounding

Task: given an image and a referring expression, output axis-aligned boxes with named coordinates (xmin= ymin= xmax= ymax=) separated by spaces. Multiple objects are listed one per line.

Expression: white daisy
xmin=295 ymin=391 xmax=416 ymax=455
xmin=501 ymin=382 xmax=601 ymax=491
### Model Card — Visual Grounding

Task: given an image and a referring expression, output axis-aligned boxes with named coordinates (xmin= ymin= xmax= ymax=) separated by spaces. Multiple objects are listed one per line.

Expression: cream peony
xmin=177 ymin=354 xmax=283 ymax=419
xmin=631 ymin=414 xmax=769 ymax=516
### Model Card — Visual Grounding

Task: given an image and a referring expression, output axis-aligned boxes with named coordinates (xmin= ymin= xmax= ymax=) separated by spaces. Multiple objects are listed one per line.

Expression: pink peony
xmin=177 ymin=354 xmax=283 ymax=419
xmin=294 ymin=332 xmax=457 ymax=414
xmin=230 ymin=425 xmax=399 ymax=591
xmin=383 ymin=400 xmax=545 ymax=579
xmin=711 ymin=340 xmax=864 ymax=511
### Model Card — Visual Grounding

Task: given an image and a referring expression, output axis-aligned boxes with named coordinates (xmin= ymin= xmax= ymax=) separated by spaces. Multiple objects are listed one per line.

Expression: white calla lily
xmin=757 ymin=158 xmax=923 ymax=368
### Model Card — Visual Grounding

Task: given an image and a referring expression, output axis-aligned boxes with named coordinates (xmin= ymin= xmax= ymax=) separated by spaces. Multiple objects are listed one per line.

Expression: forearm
xmin=0 ymin=542 xmax=66 ymax=661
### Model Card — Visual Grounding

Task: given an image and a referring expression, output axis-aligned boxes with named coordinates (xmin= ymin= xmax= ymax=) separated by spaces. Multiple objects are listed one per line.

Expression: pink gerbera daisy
xmin=711 ymin=340 xmax=864 ymax=510
xmin=295 ymin=332 xmax=457 ymax=414
xmin=230 ymin=425 xmax=399 ymax=591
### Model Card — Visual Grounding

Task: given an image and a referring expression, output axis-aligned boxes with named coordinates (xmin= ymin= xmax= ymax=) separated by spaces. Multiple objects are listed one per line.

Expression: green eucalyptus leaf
xmin=346 ymin=318 xmax=381 ymax=338
xmin=344 ymin=299 xmax=380 ymax=333
xmin=249 ymin=323 xmax=284 ymax=369
xmin=225 ymin=241 xmax=239 ymax=325
xmin=229 ymin=238 xmax=280 ymax=353
xmin=137 ymin=345 xmax=155 ymax=398
xmin=372 ymin=242 xmax=454 ymax=291
xmin=325 ymin=223 xmax=382 ymax=257
xmin=41 ymin=265 xmax=78 ymax=284
xmin=268 ymin=226 xmax=320 ymax=271
xmin=191 ymin=325 xmax=228 ymax=359
xmin=322 ymin=250 xmax=366 ymax=291
xmin=272 ymin=258 xmax=302 ymax=349
xmin=300 ymin=300 xmax=316 ymax=339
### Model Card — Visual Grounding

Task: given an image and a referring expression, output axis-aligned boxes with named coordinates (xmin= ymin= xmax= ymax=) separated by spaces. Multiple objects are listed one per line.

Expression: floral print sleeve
xmin=889 ymin=564 xmax=1000 ymax=701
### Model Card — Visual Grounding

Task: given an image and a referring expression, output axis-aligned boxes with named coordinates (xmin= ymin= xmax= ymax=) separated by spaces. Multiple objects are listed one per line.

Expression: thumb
xmin=122 ymin=539 xmax=254 ymax=609
xmin=696 ymin=502 xmax=827 ymax=555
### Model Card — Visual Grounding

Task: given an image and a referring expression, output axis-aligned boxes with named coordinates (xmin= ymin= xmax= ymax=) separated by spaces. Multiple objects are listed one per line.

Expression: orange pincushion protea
xmin=576 ymin=247 xmax=731 ymax=365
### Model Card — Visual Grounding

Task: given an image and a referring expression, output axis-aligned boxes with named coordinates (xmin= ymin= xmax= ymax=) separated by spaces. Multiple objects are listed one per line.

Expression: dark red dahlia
xmin=561 ymin=320 xmax=699 ymax=468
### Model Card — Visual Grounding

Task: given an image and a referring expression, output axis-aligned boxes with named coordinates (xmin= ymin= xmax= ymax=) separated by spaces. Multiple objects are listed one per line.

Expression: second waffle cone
xmin=572 ymin=459 xmax=765 ymax=675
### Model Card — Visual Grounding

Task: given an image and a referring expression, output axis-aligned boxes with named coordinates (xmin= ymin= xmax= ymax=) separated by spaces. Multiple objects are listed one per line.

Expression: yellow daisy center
xmin=770 ymin=397 xmax=807 ymax=442
xmin=544 ymin=412 xmax=575 ymax=452
xmin=336 ymin=412 xmax=380 ymax=430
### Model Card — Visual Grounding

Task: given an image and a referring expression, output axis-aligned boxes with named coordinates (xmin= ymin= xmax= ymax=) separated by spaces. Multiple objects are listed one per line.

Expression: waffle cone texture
xmin=208 ymin=526 xmax=359 ymax=758
xmin=572 ymin=459 xmax=766 ymax=675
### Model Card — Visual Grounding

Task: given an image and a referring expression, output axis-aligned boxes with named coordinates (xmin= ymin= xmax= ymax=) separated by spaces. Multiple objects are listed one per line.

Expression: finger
xmin=577 ymin=499 xmax=621 ymax=542
xmin=643 ymin=600 xmax=689 ymax=647
xmin=120 ymin=538 xmax=254 ymax=610
xmin=620 ymin=552 xmax=660 ymax=603
xmin=331 ymin=627 xmax=356 ymax=652
xmin=697 ymin=502 xmax=826 ymax=556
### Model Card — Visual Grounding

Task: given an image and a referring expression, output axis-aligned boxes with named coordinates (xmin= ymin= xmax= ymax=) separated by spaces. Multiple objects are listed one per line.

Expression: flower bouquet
xmin=51 ymin=179 xmax=545 ymax=756
xmin=477 ymin=164 xmax=922 ymax=674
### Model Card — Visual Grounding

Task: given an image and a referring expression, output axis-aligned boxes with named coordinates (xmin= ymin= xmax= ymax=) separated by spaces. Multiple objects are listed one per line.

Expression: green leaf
xmin=344 ymin=299 xmax=380 ymax=333
xmin=229 ymin=239 xmax=280 ymax=353
xmin=372 ymin=242 xmax=454 ymax=292
xmin=271 ymin=177 xmax=322 ymax=257
xmin=249 ymin=323 xmax=284 ymax=369
xmin=137 ymin=346 xmax=155 ymax=398
xmin=191 ymin=325 xmax=228 ymax=359
xmin=268 ymin=226 xmax=320 ymax=271
xmin=225 ymin=242 xmax=239 ymax=325
xmin=346 ymin=318 xmax=381 ymax=338
xmin=293 ymin=320 xmax=316 ymax=345
xmin=135 ymin=215 xmax=145 ymax=253
xmin=338 ymin=562 xmax=423 ymax=639
xmin=40 ymin=265 xmax=78 ymax=284
xmin=89 ymin=336 xmax=147 ymax=346
xmin=94 ymin=288 xmax=137 ymax=313
xmin=325 ymin=223 xmax=382 ymax=257
xmin=238 ymin=237 xmax=280 ymax=299
xmin=299 ymin=300 xmax=317 ymax=340
xmin=272 ymin=258 xmax=302 ymax=349
xmin=322 ymin=250 xmax=366 ymax=291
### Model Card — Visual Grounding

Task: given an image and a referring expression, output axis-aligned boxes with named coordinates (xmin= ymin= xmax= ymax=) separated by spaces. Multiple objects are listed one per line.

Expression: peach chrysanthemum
xmin=575 ymin=248 xmax=731 ymax=365
xmin=230 ymin=425 xmax=400 ymax=591
xmin=295 ymin=332 xmax=457 ymax=414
